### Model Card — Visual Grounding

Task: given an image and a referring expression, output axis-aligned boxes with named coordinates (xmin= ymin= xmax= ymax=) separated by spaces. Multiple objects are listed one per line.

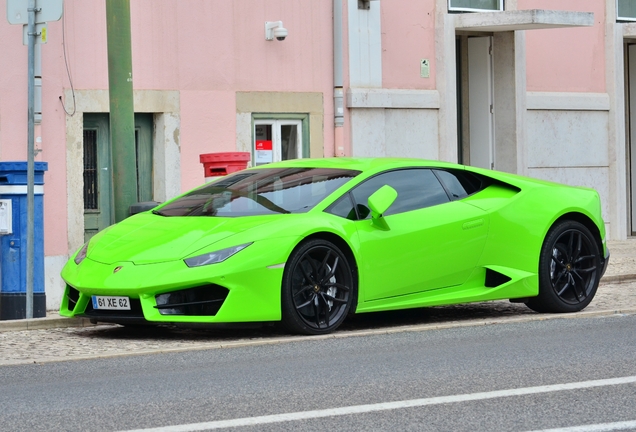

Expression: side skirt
xmin=355 ymin=266 xmax=537 ymax=314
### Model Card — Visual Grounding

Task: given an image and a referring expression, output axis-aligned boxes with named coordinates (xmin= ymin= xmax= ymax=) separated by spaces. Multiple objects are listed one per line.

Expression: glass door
xmin=253 ymin=120 xmax=303 ymax=166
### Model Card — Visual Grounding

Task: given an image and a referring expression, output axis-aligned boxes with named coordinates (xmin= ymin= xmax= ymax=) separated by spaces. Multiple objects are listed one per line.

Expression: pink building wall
xmin=128 ymin=0 xmax=335 ymax=188
xmin=381 ymin=1 xmax=437 ymax=90
xmin=179 ymin=90 xmax=237 ymax=188
xmin=520 ymin=0 xmax=606 ymax=93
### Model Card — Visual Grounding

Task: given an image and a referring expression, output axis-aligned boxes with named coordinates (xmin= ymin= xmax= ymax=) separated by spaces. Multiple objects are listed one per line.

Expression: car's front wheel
xmin=281 ymin=239 xmax=355 ymax=335
xmin=526 ymin=220 xmax=601 ymax=313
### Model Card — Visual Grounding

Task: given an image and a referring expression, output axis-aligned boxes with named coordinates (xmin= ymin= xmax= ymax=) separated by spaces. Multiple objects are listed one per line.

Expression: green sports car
xmin=60 ymin=158 xmax=609 ymax=335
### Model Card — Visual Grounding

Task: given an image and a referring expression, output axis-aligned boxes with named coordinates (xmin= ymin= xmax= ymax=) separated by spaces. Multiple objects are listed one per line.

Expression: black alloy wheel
xmin=526 ymin=220 xmax=601 ymax=313
xmin=281 ymin=239 xmax=355 ymax=335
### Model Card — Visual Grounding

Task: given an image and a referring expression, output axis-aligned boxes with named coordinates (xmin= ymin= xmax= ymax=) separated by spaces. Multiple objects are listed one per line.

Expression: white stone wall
xmin=45 ymin=255 xmax=69 ymax=311
xmin=347 ymin=88 xmax=441 ymax=159
xmin=350 ymin=109 xmax=439 ymax=159
xmin=525 ymin=92 xmax=611 ymax=232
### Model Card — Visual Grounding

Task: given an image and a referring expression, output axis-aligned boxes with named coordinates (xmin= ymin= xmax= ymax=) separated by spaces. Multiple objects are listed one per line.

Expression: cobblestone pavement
xmin=1 ymin=240 xmax=635 ymax=366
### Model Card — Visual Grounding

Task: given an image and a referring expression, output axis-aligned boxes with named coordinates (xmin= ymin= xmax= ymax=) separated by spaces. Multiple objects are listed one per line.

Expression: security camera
xmin=274 ymin=26 xmax=288 ymax=41
xmin=265 ymin=21 xmax=288 ymax=41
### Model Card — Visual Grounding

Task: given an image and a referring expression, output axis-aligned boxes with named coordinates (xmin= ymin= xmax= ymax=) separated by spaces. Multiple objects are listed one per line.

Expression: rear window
xmin=155 ymin=168 xmax=360 ymax=217
xmin=433 ymin=169 xmax=483 ymax=199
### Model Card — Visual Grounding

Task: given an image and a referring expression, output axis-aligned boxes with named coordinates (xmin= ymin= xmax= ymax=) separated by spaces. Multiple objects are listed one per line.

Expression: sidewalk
xmin=1 ymin=239 xmax=635 ymax=333
xmin=598 ymin=239 xmax=636 ymax=283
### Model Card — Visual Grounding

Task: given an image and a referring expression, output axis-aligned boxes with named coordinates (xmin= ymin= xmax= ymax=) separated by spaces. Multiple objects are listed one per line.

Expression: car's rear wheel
xmin=281 ymin=239 xmax=354 ymax=335
xmin=526 ymin=220 xmax=601 ymax=313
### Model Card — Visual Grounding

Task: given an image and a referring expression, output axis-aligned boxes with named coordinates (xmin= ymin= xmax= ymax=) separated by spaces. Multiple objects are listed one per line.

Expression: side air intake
xmin=485 ymin=268 xmax=512 ymax=288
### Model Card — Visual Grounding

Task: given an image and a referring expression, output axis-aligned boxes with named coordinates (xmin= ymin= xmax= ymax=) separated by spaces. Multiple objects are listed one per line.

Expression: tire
xmin=526 ymin=220 xmax=601 ymax=313
xmin=281 ymin=239 xmax=355 ymax=335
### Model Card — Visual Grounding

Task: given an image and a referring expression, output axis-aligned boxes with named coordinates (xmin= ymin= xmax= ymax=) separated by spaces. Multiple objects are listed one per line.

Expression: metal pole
xmin=106 ymin=0 xmax=137 ymax=223
xmin=26 ymin=0 xmax=36 ymax=319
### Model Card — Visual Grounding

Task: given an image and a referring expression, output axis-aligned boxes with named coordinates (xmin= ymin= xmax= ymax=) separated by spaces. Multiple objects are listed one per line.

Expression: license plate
xmin=92 ymin=295 xmax=131 ymax=310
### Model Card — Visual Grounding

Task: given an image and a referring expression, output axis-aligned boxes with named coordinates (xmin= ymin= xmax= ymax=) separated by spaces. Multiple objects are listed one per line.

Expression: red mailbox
xmin=199 ymin=152 xmax=251 ymax=182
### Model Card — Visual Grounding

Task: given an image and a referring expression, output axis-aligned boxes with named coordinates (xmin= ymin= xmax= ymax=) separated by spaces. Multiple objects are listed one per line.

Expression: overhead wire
xmin=59 ymin=0 xmax=76 ymax=116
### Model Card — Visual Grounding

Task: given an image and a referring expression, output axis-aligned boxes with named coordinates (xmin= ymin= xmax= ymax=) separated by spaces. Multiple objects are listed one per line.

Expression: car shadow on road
xmin=75 ymin=300 xmax=537 ymax=342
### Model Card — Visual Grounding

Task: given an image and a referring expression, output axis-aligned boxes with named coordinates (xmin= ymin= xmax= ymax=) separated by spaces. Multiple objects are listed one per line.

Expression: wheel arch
xmin=550 ymin=212 xmax=604 ymax=258
xmin=527 ymin=212 xmax=604 ymax=313
xmin=291 ymin=231 xmax=359 ymax=313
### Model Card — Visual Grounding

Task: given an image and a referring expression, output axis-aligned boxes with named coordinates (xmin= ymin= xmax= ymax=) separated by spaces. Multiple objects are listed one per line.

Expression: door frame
xmin=83 ymin=113 xmax=113 ymax=242
xmin=134 ymin=113 xmax=154 ymax=203
xmin=252 ymin=114 xmax=309 ymax=165
xmin=82 ymin=113 xmax=154 ymax=241
xmin=627 ymin=43 xmax=636 ymax=235
xmin=465 ymin=35 xmax=495 ymax=170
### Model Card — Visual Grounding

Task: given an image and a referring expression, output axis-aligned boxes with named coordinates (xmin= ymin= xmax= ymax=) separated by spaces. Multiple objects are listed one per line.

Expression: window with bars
xmin=448 ymin=0 xmax=503 ymax=13
xmin=83 ymin=130 xmax=98 ymax=210
xmin=618 ymin=0 xmax=636 ymax=22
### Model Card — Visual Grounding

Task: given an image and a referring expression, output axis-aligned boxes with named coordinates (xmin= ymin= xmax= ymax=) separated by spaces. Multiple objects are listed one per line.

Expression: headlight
xmin=74 ymin=242 xmax=89 ymax=265
xmin=184 ymin=243 xmax=252 ymax=268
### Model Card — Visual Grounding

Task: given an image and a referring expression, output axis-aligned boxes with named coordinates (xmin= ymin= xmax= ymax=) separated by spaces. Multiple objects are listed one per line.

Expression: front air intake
xmin=154 ymin=285 xmax=229 ymax=316
xmin=66 ymin=285 xmax=80 ymax=313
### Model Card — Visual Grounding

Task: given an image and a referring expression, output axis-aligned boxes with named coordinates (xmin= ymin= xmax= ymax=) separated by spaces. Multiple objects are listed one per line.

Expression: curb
xmin=0 ymin=274 xmax=634 ymax=333
xmin=600 ymin=274 xmax=636 ymax=284
xmin=0 ymin=316 xmax=95 ymax=333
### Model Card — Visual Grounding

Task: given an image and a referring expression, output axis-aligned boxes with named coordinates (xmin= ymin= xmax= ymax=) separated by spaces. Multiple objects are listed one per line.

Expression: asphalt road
xmin=2 ymin=314 xmax=636 ymax=431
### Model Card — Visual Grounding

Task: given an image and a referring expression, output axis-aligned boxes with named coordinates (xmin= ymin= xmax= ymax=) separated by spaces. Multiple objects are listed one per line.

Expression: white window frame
xmin=448 ymin=0 xmax=503 ymax=13
xmin=253 ymin=119 xmax=303 ymax=166
xmin=617 ymin=0 xmax=636 ymax=22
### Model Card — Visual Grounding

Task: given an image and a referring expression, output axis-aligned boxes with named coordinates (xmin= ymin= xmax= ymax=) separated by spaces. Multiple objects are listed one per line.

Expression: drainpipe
xmin=106 ymin=0 xmax=137 ymax=222
xmin=334 ymin=0 xmax=345 ymax=156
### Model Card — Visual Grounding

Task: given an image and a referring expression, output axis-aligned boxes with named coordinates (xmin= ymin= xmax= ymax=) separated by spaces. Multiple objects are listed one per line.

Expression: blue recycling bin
xmin=0 ymin=161 xmax=48 ymax=320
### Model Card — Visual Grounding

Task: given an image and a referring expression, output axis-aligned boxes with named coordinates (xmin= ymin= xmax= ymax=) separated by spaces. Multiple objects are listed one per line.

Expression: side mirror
xmin=367 ymin=185 xmax=397 ymax=229
xmin=129 ymin=201 xmax=161 ymax=216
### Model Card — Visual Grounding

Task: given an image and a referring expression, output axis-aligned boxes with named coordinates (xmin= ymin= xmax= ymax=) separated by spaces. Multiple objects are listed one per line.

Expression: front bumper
xmin=600 ymin=247 xmax=610 ymax=279
xmin=60 ymin=239 xmax=292 ymax=325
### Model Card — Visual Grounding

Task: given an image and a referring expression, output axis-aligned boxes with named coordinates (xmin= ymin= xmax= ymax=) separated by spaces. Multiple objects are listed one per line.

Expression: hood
xmin=86 ymin=213 xmax=279 ymax=265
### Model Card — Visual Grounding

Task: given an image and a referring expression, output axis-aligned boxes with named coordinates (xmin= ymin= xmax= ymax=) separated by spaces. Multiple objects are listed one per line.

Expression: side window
xmin=434 ymin=169 xmax=482 ymax=199
xmin=326 ymin=193 xmax=360 ymax=220
xmin=351 ymin=169 xmax=450 ymax=218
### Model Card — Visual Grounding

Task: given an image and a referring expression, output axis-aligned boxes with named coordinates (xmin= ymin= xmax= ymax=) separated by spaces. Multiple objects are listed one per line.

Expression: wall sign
xmin=255 ymin=140 xmax=273 ymax=165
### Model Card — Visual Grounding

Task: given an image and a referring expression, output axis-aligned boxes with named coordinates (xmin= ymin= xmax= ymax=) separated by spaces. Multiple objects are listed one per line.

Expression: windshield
xmin=155 ymin=167 xmax=360 ymax=217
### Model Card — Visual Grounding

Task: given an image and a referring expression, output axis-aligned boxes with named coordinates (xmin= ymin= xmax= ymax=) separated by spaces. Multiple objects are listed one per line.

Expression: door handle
xmin=462 ymin=219 xmax=484 ymax=230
